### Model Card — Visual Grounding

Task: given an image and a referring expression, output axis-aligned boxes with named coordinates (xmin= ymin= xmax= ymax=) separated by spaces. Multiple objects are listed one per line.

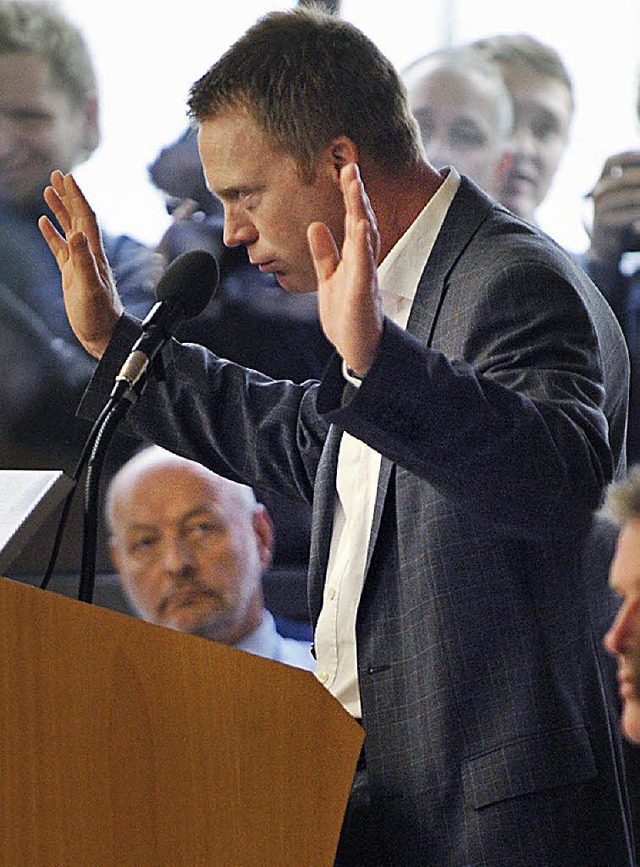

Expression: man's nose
xmin=604 ymin=606 xmax=629 ymax=656
xmin=162 ymin=535 xmax=196 ymax=576
xmin=223 ymin=208 xmax=258 ymax=248
xmin=509 ymin=125 xmax=537 ymax=160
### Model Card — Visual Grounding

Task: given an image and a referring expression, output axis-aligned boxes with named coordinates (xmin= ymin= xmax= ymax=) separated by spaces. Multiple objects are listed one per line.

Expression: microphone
xmin=114 ymin=249 xmax=219 ymax=396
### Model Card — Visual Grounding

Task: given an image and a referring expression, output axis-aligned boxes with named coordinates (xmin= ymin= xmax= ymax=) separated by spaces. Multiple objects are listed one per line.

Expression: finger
xmin=38 ymin=214 xmax=69 ymax=265
xmin=67 ymin=230 xmax=99 ymax=279
xmin=62 ymin=172 xmax=95 ymax=219
xmin=50 ymin=168 xmax=66 ymax=192
xmin=43 ymin=183 xmax=73 ymax=235
xmin=595 ymin=198 xmax=640 ymax=218
xmin=342 ymin=164 xmax=367 ymax=223
xmin=353 ymin=217 xmax=377 ymax=290
xmin=307 ymin=221 xmax=340 ymax=283
xmin=336 ymin=164 xmax=357 ymax=248
xmin=62 ymin=172 xmax=111 ymax=281
xmin=604 ymin=151 xmax=640 ymax=169
xmin=51 ymin=171 xmax=98 ymax=236
xmin=343 ymin=168 xmax=380 ymax=262
xmin=593 ymin=172 xmax=640 ymax=199
xmin=62 ymin=173 xmax=100 ymax=242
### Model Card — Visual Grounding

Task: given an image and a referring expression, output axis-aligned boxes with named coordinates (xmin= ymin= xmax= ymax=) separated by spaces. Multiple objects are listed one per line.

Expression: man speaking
xmin=40 ymin=6 xmax=632 ymax=864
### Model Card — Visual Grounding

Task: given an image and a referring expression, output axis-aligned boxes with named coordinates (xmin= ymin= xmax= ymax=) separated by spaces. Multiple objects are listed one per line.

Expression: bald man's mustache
xmin=157 ymin=582 xmax=224 ymax=618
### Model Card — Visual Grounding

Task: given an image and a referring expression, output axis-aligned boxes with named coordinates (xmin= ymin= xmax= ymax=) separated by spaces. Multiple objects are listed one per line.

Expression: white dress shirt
xmin=314 ymin=168 xmax=461 ymax=716
xmin=237 ymin=609 xmax=315 ymax=671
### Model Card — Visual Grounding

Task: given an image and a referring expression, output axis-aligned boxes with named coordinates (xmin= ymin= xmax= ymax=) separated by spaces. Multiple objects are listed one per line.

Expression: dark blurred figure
xmin=0 ymin=1 xmax=161 ymax=573
xmin=580 ymin=83 xmax=640 ymax=462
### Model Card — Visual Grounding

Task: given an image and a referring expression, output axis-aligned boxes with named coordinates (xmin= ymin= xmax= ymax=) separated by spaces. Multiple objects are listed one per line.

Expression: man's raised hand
xmin=307 ymin=163 xmax=383 ymax=378
xmin=39 ymin=171 xmax=123 ymax=358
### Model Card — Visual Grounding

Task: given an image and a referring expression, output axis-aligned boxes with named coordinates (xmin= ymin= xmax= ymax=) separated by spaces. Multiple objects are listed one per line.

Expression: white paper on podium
xmin=0 ymin=470 xmax=75 ymax=573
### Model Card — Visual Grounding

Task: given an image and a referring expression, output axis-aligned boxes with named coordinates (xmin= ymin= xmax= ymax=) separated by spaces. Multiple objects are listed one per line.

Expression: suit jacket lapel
xmin=308 ymin=178 xmax=497 ymax=620
xmin=364 ymin=178 xmax=496 ymax=576
xmin=308 ymin=422 xmax=342 ymax=626
xmin=407 ymin=176 xmax=495 ymax=342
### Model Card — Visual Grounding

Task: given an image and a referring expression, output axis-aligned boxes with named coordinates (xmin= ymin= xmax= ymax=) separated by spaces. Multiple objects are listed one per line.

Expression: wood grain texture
xmin=0 ymin=576 xmax=363 ymax=866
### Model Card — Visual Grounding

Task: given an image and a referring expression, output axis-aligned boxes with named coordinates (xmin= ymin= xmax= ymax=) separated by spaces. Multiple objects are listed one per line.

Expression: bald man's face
xmin=406 ymin=62 xmax=510 ymax=197
xmin=109 ymin=464 xmax=272 ymax=644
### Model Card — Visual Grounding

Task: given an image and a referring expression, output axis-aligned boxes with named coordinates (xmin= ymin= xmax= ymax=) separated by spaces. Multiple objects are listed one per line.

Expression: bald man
xmin=403 ymin=46 xmax=512 ymax=198
xmin=106 ymin=447 xmax=314 ymax=670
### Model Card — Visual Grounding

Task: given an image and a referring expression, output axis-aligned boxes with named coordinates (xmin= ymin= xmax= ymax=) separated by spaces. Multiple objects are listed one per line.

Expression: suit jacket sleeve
xmin=316 ymin=250 xmax=623 ymax=539
xmin=78 ymin=313 xmax=328 ymax=508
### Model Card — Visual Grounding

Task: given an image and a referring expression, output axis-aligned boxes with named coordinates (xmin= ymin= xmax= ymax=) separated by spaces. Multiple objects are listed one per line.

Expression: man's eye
xmin=186 ymin=521 xmax=222 ymax=538
xmin=242 ymin=192 xmax=259 ymax=209
xmin=451 ymin=127 xmax=486 ymax=149
xmin=130 ymin=536 xmax=157 ymax=552
xmin=532 ymin=117 xmax=559 ymax=141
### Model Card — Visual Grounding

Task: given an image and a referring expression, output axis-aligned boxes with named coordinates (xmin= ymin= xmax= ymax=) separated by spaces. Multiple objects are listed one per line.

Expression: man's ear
xmin=252 ymin=504 xmax=274 ymax=571
xmin=108 ymin=536 xmax=123 ymax=577
xmin=322 ymin=136 xmax=360 ymax=182
xmin=80 ymin=93 xmax=100 ymax=162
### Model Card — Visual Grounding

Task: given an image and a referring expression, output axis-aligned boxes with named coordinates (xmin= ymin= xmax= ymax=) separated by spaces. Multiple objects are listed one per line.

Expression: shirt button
xmin=328 ymin=587 xmax=336 ymax=601
xmin=317 ymin=670 xmax=329 ymax=684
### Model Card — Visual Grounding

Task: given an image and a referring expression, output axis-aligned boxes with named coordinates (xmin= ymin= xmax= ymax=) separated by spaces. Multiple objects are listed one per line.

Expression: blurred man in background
xmin=403 ymin=46 xmax=512 ymax=199
xmin=471 ymin=33 xmax=574 ymax=225
xmin=0 ymin=1 xmax=160 ymax=473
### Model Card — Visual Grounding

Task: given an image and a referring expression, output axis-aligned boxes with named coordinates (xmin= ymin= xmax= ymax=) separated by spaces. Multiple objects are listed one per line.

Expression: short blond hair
xmin=0 ymin=1 xmax=96 ymax=108
xmin=599 ymin=465 xmax=640 ymax=526
xmin=471 ymin=34 xmax=574 ymax=113
xmin=187 ymin=4 xmax=422 ymax=181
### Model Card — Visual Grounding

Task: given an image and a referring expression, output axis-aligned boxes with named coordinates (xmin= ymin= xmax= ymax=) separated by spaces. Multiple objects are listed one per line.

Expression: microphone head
xmin=155 ymin=250 xmax=220 ymax=319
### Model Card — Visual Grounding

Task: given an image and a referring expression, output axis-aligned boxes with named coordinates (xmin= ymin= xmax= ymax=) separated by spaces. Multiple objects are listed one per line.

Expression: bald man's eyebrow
xmin=180 ymin=505 xmax=219 ymax=521
xmin=118 ymin=505 xmax=219 ymax=534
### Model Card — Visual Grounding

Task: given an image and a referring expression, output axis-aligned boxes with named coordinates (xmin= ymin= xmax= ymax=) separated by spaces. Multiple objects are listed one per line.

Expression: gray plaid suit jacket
xmin=82 ymin=178 xmax=634 ymax=865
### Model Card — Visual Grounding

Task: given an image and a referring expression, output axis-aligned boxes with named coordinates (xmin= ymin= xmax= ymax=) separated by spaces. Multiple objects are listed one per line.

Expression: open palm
xmin=307 ymin=163 xmax=383 ymax=378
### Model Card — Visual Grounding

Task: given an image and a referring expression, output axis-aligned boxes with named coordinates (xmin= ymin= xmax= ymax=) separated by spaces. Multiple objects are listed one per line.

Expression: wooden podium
xmin=0 ymin=576 xmax=364 ymax=866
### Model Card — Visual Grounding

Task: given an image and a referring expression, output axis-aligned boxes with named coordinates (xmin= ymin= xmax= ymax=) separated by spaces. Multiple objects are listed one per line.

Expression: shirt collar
xmin=377 ymin=166 xmax=461 ymax=305
xmin=235 ymin=609 xmax=274 ymax=655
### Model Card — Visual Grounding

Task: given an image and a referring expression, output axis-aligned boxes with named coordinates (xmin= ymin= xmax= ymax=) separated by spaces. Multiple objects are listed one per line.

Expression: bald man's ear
xmin=108 ymin=536 xmax=123 ymax=577
xmin=252 ymin=504 xmax=274 ymax=572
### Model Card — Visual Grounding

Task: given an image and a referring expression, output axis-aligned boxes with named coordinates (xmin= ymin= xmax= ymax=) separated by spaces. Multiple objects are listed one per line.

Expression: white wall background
xmin=59 ymin=0 xmax=640 ymax=255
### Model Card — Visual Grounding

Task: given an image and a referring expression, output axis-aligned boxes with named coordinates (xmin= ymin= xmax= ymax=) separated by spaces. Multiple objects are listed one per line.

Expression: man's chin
xmin=162 ymin=609 xmax=235 ymax=641
xmin=160 ymin=604 xmax=211 ymax=635
xmin=163 ymin=614 xmax=205 ymax=634
xmin=274 ymin=271 xmax=315 ymax=294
